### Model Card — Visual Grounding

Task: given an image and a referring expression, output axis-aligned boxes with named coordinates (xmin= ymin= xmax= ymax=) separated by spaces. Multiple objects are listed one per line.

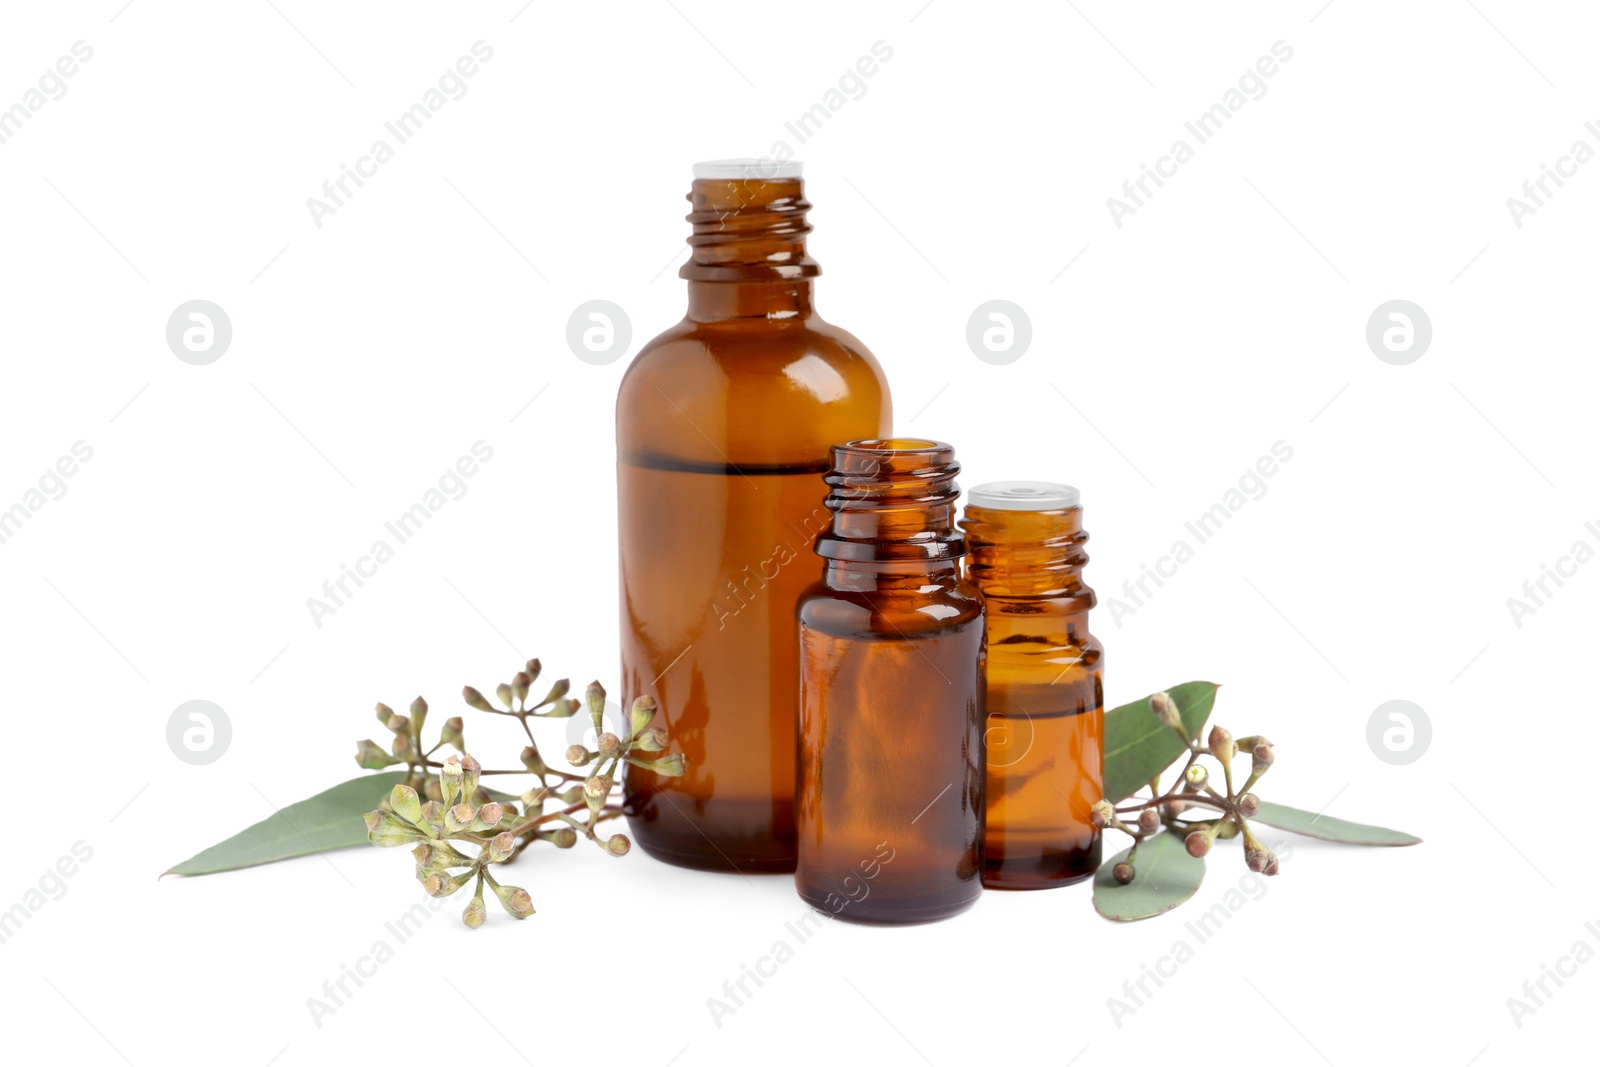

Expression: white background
xmin=1 ymin=1 xmax=1594 ymax=1064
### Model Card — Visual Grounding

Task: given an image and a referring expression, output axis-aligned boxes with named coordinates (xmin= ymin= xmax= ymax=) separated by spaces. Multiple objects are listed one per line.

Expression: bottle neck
xmin=813 ymin=440 xmax=967 ymax=571
xmin=687 ymin=280 xmax=815 ymax=323
xmin=679 ymin=174 xmax=820 ymax=323
xmin=961 ymin=505 xmax=1095 ymax=607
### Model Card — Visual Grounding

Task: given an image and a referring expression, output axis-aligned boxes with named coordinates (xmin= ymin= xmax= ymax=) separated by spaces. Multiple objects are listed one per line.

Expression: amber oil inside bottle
xmin=961 ymin=483 xmax=1103 ymax=889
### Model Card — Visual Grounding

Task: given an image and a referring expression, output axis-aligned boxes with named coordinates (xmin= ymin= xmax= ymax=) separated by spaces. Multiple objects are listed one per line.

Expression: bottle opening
xmin=693 ymin=158 xmax=803 ymax=180
xmin=967 ymin=481 xmax=1080 ymax=511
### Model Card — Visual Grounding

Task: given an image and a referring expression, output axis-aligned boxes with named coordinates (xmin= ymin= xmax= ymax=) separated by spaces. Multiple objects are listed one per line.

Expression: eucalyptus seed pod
xmin=1150 ymin=691 xmax=1183 ymax=733
xmin=1252 ymin=743 xmax=1275 ymax=777
xmin=440 ymin=757 xmax=464 ymax=807
xmin=598 ymin=733 xmax=622 ymax=758
xmin=1208 ymin=725 xmax=1235 ymax=763
xmin=462 ymin=686 xmax=494 ymax=712
xmin=1112 ymin=862 xmax=1136 ymax=884
xmin=487 ymin=831 xmax=516 ymax=863
xmin=462 ymin=888 xmax=487 ymax=929
xmin=496 ymin=683 xmax=515 ymax=710
xmin=386 ymin=714 xmax=410 ymax=736
xmin=445 ymin=803 xmax=477 ymax=833
xmin=520 ymin=744 xmax=547 ymax=774
xmin=391 ymin=734 xmax=414 ymax=760
xmin=473 ymin=802 xmax=505 ymax=831
xmin=459 ymin=754 xmax=481 ymax=798
xmin=1185 ymin=764 xmax=1208 ymax=787
xmin=441 ymin=717 xmax=465 ymax=752
xmin=1137 ymin=808 xmax=1160 ymax=834
xmin=606 ymin=834 xmax=632 ymax=857
xmin=491 ymin=880 xmax=535 ymax=918
xmin=632 ymin=728 xmax=668 ymax=753
xmin=375 ymin=702 xmax=395 ymax=726
xmin=566 ymin=744 xmax=592 ymax=767
xmin=584 ymin=680 xmax=605 ymax=731
xmin=1089 ymin=799 xmax=1116 ymax=829
xmin=389 ymin=785 xmax=424 ymax=826
xmin=548 ymin=827 xmax=578 ymax=849
xmin=628 ymin=696 xmax=657 ymax=741
xmin=1184 ymin=827 xmax=1214 ymax=858
xmin=1237 ymin=792 xmax=1261 ymax=818
xmin=355 ymin=739 xmax=397 ymax=770
xmin=512 ymin=671 xmax=532 ymax=705
xmin=409 ymin=696 xmax=428 ymax=738
xmin=423 ymin=870 xmax=471 ymax=898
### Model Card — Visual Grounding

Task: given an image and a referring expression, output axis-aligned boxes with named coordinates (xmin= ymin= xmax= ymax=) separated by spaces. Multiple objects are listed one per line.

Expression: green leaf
xmin=165 ymin=773 xmax=524 ymax=877
xmin=166 ymin=772 xmax=409 ymax=876
xmin=1093 ymin=831 xmax=1206 ymax=921
xmin=1101 ymin=681 xmax=1219 ymax=802
xmin=1252 ymin=800 xmax=1421 ymax=846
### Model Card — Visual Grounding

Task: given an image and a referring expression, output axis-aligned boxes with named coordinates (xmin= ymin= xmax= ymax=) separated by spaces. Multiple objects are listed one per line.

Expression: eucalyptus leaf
xmin=166 ymin=772 xmax=522 ymax=876
xmin=1092 ymin=831 xmax=1206 ymax=921
xmin=1252 ymin=800 xmax=1420 ymax=846
xmin=1101 ymin=681 xmax=1219 ymax=802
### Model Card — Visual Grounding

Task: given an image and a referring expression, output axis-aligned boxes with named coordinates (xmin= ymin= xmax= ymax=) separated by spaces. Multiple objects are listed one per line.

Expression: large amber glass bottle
xmin=796 ymin=440 xmax=986 ymax=924
xmin=617 ymin=161 xmax=892 ymax=874
xmin=961 ymin=482 xmax=1103 ymax=888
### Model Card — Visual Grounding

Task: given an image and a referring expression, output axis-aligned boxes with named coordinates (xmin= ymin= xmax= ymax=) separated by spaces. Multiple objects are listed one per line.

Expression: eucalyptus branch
xmin=1091 ymin=690 xmax=1278 ymax=885
xmin=351 ymin=658 xmax=690 ymax=927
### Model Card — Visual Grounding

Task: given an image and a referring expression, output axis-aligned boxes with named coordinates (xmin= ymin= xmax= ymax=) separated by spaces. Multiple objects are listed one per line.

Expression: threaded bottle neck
xmin=681 ymin=174 xmax=819 ymax=283
xmin=814 ymin=439 xmax=966 ymax=564
xmin=962 ymin=504 xmax=1095 ymax=606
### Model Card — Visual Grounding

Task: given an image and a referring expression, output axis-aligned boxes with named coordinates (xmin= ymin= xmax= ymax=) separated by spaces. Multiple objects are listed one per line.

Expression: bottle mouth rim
xmin=692 ymin=158 xmax=803 ymax=180
xmin=966 ymin=481 xmax=1081 ymax=511
xmin=838 ymin=437 xmax=948 ymax=456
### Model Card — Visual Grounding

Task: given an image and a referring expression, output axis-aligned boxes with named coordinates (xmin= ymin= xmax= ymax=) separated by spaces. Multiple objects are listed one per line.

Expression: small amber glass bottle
xmin=961 ymin=482 xmax=1104 ymax=889
xmin=796 ymin=439 xmax=986 ymax=925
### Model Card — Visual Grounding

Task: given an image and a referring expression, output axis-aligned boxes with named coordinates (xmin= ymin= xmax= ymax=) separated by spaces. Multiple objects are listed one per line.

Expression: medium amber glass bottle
xmin=961 ymin=482 xmax=1103 ymax=889
xmin=796 ymin=440 xmax=985 ymax=924
xmin=617 ymin=161 xmax=892 ymax=874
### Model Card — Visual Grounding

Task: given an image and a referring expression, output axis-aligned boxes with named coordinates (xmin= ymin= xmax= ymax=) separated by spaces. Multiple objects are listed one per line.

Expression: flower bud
xmin=561 ymin=785 xmax=585 ymax=805
xmin=474 ymin=802 xmax=505 ymax=831
xmin=1137 ymin=808 xmax=1160 ymax=834
xmin=364 ymin=809 xmax=419 ymax=843
xmin=583 ymin=776 xmax=610 ymax=801
xmin=493 ymin=882 xmax=535 ymax=919
xmin=487 ymin=831 xmax=516 ymax=863
xmin=441 ymin=716 xmax=465 ymax=752
xmin=419 ymin=800 xmax=444 ymax=825
xmin=496 ymin=682 xmax=515 ymax=709
xmin=1112 ymin=862 xmax=1136 ymax=885
xmin=520 ymin=745 xmax=547 ymax=774
xmin=389 ymin=784 xmax=424 ymax=825
xmin=1252 ymin=742 xmax=1275 ymax=777
xmin=606 ymin=834 xmax=632 ymax=857
xmin=512 ymin=671 xmax=531 ymax=704
xmin=445 ymin=803 xmax=477 ymax=833
xmin=1185 ymin=764 xmax=1208 ymax=787
xmin=1185 ymin=827 xmax=1214 ymax=858
xmin=1208 ymin=725 xmax=1235 ymax=763
xmin=1237 ymin=792 xmax=1261 ymax=818
xmin=1089 ymin=799 xmax=1116 ymax=829
xmin=409 ymin=696 xmax=428 ymax=737
xmin=628 ymin=696 xmax=657 ymax=740
xmin=459 ymin=754 xmax=481 ymax=798
xmin=1262 ymin=855 xmax=1281 ymax=876
xmin=549 ymin=827 xmax=577 ymax=848
xmin=355 ymin=739 xmax=398 ymax=770
xmin=386 ymin=714 xmax=409 ymax=736
xmin=462 ymin=892 xmax=487 ymax=929
xmin=565 ymin=744 xmax=592 ymax=767
xmin=521 ymin=785 xmax=551 ymax=808
xmin=1245 ymin=843 xmax=1275 ymax=873
xmin=598 ymin=732 xmax=622 ymax=758
xmin=391 ymin=734 xmax=413 ymax=759
xmin=584 ymin=680 xmax=604 ymax=729
xmin=1149 ymin=690 xmax=1183 ymax=733
xmin=423 ymin=777 xmax=443 ymax=802
xmin=632 ymin=727 xmax=668 ymax=753
xmin=644 ymin=754 xmax=686 ymax=777
xmin=440 ymin=756 xmax=463 ymax=807
xmin=423 ymin=870 xmax=470 ymax=898
xmin=462 ymin=686 xmax=493 ymax=712
xmin=375 ymin=701 xmax=395 ymax=725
